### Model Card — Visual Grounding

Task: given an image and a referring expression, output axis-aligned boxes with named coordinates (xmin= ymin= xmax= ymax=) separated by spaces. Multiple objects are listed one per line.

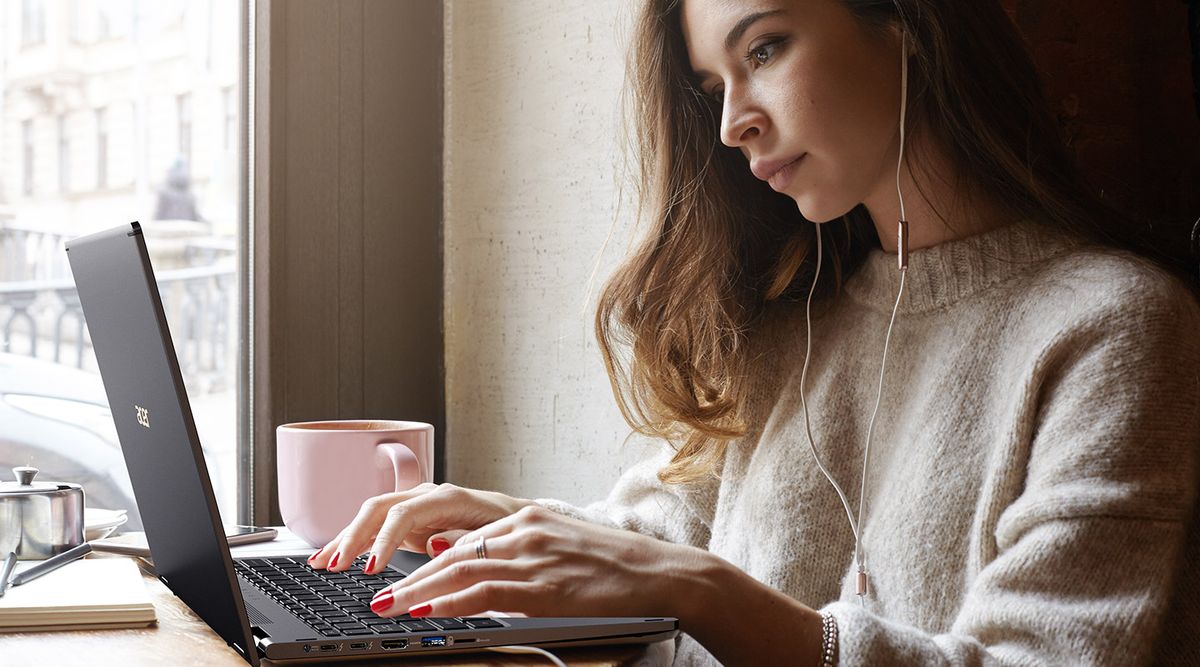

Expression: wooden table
xmin=0 ymin=553 xmax=673 ymax=667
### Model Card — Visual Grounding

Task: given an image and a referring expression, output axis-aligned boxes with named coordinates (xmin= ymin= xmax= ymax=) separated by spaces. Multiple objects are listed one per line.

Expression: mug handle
xmin=377 ymin=442 xmax=423 ymax=492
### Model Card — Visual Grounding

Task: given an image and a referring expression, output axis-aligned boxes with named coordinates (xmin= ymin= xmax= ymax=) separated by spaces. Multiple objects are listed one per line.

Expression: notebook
xmin=0 ymin=557 xmax=157 ymax=632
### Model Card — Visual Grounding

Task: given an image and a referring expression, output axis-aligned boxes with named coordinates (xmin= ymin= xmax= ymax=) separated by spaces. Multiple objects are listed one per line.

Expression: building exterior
xmin=0 ymin=0 xmax=242 ymax=526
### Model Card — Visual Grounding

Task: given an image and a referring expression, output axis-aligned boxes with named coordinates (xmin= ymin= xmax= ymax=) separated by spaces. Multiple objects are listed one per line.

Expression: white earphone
xmin=798 ymin=28 xmax=910 ymax=607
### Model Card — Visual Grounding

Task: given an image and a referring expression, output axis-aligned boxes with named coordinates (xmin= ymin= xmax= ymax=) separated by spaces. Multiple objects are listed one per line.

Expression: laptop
xmin=65 ymin=222 xmax=678 ymax=664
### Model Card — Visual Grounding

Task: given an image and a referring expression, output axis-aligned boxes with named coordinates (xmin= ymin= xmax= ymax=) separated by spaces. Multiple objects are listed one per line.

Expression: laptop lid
xmin=66 ymin=222 xmax=260 ymax=665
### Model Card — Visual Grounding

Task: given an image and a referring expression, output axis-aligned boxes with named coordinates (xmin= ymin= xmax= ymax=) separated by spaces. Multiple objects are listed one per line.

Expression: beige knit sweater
xmin=537 ymin=220 xmax=1200 ymax=665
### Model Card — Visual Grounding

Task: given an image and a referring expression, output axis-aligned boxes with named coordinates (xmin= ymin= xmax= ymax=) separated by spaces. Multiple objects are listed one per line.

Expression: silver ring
xmin=474 ymin=536 xmax=489 ymax=560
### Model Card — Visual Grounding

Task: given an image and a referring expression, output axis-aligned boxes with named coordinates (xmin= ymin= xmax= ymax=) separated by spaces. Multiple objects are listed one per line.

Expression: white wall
xmin=444 ymin=1 xmax=659 ymax=505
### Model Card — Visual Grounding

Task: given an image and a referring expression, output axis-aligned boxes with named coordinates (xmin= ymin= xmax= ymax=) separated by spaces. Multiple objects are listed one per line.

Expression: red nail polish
xmin=431 ymin=538 xmax=449 ymax=556
xmin=372 ymin=588 xmax=389 ymax=600
xmin=307 ymin=552 xmax=318 ymax=564
xmin=329 ymin=552 xmax=341 ymax=569
xmin=365 ymin=554 xmax=377 ymax=572
xmin=409 ymin=603 xmax=432 ymax=617
xmin=371 ymin=593 xmax=394 ymax=613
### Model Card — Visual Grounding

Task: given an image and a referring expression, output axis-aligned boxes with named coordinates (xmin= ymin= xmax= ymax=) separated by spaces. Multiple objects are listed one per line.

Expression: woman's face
xmin=681 ymin=0 xmax=905 ymax=223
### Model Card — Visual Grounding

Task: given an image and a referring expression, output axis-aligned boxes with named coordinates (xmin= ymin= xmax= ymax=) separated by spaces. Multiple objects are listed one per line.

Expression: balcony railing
xmin=0 ymin=223 xmax=236 ymax=394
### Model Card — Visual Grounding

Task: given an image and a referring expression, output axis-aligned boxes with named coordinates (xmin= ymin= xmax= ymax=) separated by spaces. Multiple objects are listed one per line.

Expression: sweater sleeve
xmin=532 ymin=440 xmax=718 ymax=549
xmin=824 ymin=273 xmax=1200 ymax=665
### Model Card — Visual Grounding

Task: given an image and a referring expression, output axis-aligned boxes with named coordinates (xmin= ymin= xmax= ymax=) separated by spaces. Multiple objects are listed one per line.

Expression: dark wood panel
xmin=283 ymin=0 xmax=341 ymax=421
xmin=337 ymin=0 xmax=366 ymax=419
xmin=253 ymin=0 xmax=445 ymax=523
xmin=362 ymin=0 xmax=445 ymax=479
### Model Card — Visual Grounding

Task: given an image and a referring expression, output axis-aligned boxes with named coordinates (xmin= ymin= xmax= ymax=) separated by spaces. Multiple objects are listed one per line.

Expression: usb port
xmin=349 ymin=642 xmax=368 ymax=650
xmin=381 ymin=639 xmax=408 ymax=650
xmin=319 ymin=644 xmax=337 ymax=652
xmin=421 ymin=636 xmax=448 ymax=647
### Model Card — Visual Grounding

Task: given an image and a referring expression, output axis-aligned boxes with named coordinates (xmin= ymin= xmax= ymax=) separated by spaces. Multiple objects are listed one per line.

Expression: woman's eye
xmin=745 ymin=38 xmax=784 ymax=68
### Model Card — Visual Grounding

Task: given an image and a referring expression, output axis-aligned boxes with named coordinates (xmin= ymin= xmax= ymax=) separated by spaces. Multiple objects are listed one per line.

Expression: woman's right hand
xmin=306 ymin=482 xmax=534 ymax=574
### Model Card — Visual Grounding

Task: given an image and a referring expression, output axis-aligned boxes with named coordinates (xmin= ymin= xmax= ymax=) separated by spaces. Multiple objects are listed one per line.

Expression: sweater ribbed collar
xmin=842 ymin=219 xmax=1081 ymax=314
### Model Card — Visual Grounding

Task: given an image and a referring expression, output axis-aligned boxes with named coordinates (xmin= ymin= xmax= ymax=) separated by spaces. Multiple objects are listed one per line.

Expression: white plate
xmin=84 ymin=507 xmax=129 ymax=541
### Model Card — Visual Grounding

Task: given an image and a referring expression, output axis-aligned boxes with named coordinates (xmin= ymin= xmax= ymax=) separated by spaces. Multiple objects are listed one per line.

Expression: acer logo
xmin=135 ymin=405 xmax=150 ymax=428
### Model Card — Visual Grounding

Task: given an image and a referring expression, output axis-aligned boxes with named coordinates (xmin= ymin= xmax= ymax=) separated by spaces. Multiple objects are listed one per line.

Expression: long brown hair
xmin=597 ymin=0 xmax=1178 ymax=485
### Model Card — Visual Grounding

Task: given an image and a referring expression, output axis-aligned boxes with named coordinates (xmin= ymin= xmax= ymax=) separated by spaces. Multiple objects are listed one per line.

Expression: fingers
xmin=380 ymin=527 xmax=521 ymax=596
xmin=361 ymin=485 xmax=476 ymax=574
xmin=310 ymin=484 xmax=528 ymax=575
xmin=311 ymin=483 xmax=437 ymax=571
xmin=306 ymin=528 xmax=348 ymax=569
xmin=367 ymin=506 xmax=569 ymax=619
xmin=405 ymin=580 xmax=548 ymax=619
xmin=368 ymin=557 xmax=533 ymax=618
xmin=427 ymin=529 xmax=470 ymax=558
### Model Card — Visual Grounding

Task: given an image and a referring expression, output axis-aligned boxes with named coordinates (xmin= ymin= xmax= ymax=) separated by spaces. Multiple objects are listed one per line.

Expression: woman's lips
xmin=766 ymin=154 xmax=805 ymax=191
xmin=751 ymin=154 xmax=806 ymax=183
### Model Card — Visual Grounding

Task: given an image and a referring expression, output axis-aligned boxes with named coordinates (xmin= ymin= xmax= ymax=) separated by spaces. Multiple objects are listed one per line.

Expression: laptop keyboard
xmin=234 ymin=555 xmax=505 ymax=638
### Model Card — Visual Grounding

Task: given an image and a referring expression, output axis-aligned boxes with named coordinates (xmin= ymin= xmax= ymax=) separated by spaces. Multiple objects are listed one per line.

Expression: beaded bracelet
xmin=820 ymin=611 xmax=839 ymax=667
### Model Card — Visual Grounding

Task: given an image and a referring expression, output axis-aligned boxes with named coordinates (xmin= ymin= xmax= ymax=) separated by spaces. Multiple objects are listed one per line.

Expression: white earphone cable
xmin=486 ymin=645 xmax=568 ymax=667
xmin=895 ymin=30 xmax=909 ymax=223
xmin=798 ymin=29 xmax=910 ymax=608
xmin=798 ymin=231 xmax=861 ymax=547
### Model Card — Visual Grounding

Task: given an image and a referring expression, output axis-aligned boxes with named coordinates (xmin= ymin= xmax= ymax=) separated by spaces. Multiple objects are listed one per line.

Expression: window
xmin=68 ymin=0 xmax=82 ymax=43
xmin=223 ymin=86 xmax=237 ymax=152
xmin=177 ymin=93 xmax=193 ymax=166
xmin=97 ymin=1 xmax=132 ymax=41
xmin=0 ymin=1 xmax=244 ymax=530
xmin=22 ymin=0 xmax=46 ymax=47
xmin=58 ymin=114 xmax=70 ymax=194
xmin=22 ymin=119 xmax=34 ymax=196
xmin=95 ymin=108 xmax=107 ymax=188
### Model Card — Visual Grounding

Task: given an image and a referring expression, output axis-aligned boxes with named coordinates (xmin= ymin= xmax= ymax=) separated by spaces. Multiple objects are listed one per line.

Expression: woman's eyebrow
xmin=724 ymin=9 xmax=785 ymax=51
xmin=691 ymin=9 xmax=787 ymax=79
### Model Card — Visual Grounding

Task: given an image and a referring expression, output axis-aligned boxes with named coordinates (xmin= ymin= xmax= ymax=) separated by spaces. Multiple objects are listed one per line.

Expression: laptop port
xmin=381 ymin=639 xmax=408 ymax=650
xmin=319 ymin=644 xmax=338 ymax=652
xmin=421 ymin=636 xmax=449 ymax=647
xmin=350 ymin=642 xmax=369 ymax=650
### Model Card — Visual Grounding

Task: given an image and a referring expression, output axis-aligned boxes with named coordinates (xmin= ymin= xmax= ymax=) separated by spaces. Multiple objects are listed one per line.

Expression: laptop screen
xmin=67 ymin=223 xmax=258 ymax=664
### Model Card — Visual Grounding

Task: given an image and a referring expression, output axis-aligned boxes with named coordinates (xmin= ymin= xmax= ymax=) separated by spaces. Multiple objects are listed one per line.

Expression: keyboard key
xmin=430 ymin=618 xmax=469 ymax=630
xmin=400 ymin=620 xmax=437 ymax=632
xmin=464 ymin=617 xmax=504 ymax=629
xmin=372 ymin=624 xmax=409 ymax=634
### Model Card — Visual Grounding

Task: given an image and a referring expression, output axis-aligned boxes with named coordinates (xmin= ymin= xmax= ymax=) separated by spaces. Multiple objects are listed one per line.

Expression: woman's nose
xmin=719 ymin=87 xmax=764 ymax=148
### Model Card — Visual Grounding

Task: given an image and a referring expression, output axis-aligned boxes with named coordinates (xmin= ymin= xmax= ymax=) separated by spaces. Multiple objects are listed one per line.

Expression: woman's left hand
xmin=366 ymin=505 xmax=709 ymax=619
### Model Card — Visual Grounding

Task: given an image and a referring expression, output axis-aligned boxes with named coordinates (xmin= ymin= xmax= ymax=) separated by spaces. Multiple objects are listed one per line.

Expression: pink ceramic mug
xmin=276 ymin=420 xmax=434 ymax=547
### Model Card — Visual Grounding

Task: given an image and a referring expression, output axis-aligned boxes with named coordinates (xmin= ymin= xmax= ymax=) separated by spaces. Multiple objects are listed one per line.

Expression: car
xmin=0 ymin=352 xmax=143 ymax=530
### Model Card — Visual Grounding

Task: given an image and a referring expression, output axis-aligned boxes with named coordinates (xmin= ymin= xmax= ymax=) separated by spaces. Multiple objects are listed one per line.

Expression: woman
xmin=310 ymin=1 xmax=1200 ymax=664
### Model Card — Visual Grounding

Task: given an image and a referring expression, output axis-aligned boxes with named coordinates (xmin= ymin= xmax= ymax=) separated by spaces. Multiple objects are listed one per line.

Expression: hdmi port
xmin=381 ymin=639 xmax=408 ymax=650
